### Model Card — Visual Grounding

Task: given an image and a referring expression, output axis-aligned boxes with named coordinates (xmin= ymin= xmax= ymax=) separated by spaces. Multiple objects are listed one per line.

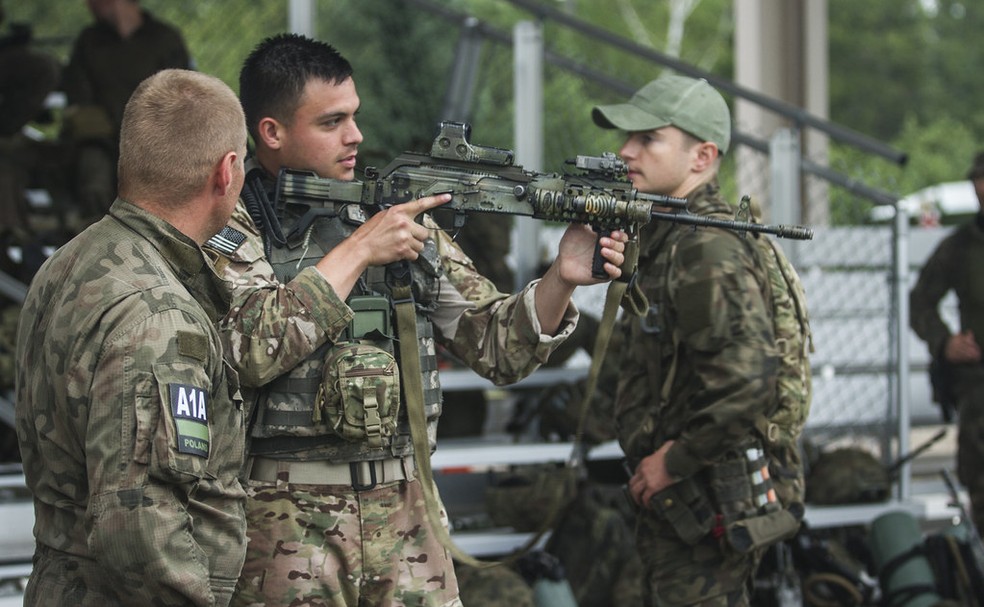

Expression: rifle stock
xmin=276 ymin=121 xmax=814 ymax=278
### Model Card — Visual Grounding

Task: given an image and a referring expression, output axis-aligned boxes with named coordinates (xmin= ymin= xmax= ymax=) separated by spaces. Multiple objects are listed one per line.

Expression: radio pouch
xmin=315 ymin=343 xmax=400 ymax=449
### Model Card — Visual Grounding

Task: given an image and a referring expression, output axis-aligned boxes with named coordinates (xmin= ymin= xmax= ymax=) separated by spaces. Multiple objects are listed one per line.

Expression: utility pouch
xmin=709 ymin=458 xmax=756 ymax=521
xmin=710 ymin=443 xmax=802 ymax=553
xmin=724 ymin=504 xmax=802 ymax=554
xmin=649 ymin=477 xmax=715 ymax=545
xmin=315 ymin=342 xmax=400 ymax=449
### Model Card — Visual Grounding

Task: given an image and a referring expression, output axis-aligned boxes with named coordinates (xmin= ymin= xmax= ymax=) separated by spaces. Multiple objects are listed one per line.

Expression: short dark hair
xmin=239 ymin=33 xmax=353 ymax=141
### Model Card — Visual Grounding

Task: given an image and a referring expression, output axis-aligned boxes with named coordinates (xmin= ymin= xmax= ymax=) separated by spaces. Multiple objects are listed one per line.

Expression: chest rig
xmin=247 ymin=170 xmax=444 ymax=462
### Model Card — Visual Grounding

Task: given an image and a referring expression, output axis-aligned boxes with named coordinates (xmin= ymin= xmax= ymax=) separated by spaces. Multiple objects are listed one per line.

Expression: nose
xmin=345 ymin=120 xmax=364 ymax=146
xmin=619 ymin=137 xmax=636 ymax=159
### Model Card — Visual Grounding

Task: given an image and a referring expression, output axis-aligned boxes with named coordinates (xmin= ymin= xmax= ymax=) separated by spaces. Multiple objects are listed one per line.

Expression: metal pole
xmin=289 ymin=0 xmax=316 ymax=39
xmin=512 ymin=20 xmax=543 ymax=291
xmin=769 ymin=130 xmax=801 ymax=220
xmin=893 ymin=202 xmax=912 ymax=500
xmin=770 ymin=129 xmax=803 ymax=263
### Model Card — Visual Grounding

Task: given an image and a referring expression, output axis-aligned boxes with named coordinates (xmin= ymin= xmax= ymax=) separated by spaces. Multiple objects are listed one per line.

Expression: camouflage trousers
xmin=231 ymin=475 xmax=462 ymax=607
xmin=636 ymin=508 xmax=759 ymax=607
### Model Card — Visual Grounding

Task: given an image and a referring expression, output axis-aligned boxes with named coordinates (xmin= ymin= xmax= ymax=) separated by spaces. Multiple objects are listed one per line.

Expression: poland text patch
xmin=169 ymin=383 xmax=209 ymax=457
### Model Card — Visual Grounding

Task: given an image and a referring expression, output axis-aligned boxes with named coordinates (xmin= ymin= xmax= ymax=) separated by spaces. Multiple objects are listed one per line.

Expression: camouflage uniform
xmin=910 ymin=214 xmax=984 ymax=532
xmin=15 ymin=199 xmax=247 ymax=607
xmin=210 ymin=164 xmax=576 ymax=607
xmin=614 ymin=181 xmax=779 ymax=606
xmin=436 ymin=214 xmax=514 ymax=439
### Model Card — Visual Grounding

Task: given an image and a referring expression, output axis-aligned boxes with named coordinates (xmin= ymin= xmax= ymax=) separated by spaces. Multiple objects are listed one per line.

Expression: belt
xmin=249 ymin=455 xmax=415 ymax=491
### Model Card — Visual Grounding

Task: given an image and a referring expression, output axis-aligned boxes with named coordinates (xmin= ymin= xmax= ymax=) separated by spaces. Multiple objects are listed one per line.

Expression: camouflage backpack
xmin=456 ymin=562 xmax=535 ymax=607
xmin=544 ymin=483 xmax=640 ymax=607
xmin=751 ymin=233 xmax=814 ymax=508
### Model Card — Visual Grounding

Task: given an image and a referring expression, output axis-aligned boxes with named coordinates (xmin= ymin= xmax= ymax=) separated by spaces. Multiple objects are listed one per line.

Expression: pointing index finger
xmin=403 ymin=192 xmax=452 ymax=218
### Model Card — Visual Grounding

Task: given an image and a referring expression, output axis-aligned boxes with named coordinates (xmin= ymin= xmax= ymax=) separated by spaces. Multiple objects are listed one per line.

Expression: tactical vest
xmin=249 ymin=196 xmax=444 ymax=462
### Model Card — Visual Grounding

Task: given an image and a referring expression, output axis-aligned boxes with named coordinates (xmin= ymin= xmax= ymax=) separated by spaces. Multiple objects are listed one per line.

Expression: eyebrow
xmin=318 ymin=110 xmax=348 ymax=122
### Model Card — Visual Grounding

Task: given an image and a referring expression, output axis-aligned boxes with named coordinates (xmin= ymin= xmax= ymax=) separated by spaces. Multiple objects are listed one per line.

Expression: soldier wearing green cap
xmin=911 ymin=150 xmax=984 ymax=536
xmin=594 ymin=73 xmax=807 ymax=605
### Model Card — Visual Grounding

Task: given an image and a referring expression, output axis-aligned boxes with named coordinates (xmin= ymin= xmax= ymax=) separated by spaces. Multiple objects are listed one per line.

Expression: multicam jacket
xmin=614 ymin=180 xmax=779 ymax=478
xmin=210 ymin=164 xmax=576 ymax=462
xmin=15 ymin=199 xmax=246 ymax=607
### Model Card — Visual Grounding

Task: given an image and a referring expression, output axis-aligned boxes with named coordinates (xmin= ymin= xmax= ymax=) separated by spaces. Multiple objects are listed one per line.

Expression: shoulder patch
xmin=169 ymin=383 xmax=210 ymax=457
xmin=204 ymin=226 xmax=248 ymax=255
xmin=177 ymin=330 xmax=208 ymax=362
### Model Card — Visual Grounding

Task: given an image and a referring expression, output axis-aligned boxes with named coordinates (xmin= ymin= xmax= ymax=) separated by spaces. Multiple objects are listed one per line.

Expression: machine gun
xmin=275 ymin=121 xmax=814 ymax=278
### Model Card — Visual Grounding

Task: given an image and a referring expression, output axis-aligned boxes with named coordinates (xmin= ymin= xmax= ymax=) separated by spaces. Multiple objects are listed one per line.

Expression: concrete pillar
xmin=734 ymin=0 xmax=829 ymax=225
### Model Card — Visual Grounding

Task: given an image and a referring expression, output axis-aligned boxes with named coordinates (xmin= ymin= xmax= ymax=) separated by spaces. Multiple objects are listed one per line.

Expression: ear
xmin=691 ymin=141 xmax=719 ymax=172
xmin=212 ymin=151 xmax=238 ymax=197
xmin=256 ymin=116 xmax=284 ymax=150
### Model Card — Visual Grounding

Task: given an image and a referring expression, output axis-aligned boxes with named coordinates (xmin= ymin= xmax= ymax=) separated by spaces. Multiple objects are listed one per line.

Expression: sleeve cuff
xmin=291 ymin=266 xmax=353 ymax=339
xmin=664 ymin=440 xmax=704 ymax=480
xmin=525 ymin=279 xmax=580 ymax=343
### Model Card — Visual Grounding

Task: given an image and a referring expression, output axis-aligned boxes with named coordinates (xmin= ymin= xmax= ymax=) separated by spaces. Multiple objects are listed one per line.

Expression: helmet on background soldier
xmin=805 ymin=447 xmax=890 ymax=505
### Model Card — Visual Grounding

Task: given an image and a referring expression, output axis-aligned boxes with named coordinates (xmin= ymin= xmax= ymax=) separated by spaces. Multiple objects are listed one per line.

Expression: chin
xmin=325 ymin=167 xmax=355 ymax=181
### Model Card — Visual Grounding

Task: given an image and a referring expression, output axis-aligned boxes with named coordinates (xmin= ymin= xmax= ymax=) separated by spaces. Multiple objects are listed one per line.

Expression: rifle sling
xmin=396 ymin=238 xmax=641 ymax=569
xmin=520 ymin=237 xmax=644 ymax=557
xmin=392 ymin=280 xmax=499 ymax=569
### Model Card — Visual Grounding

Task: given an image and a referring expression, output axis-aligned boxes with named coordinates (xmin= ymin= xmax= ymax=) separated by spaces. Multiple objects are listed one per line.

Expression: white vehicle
xmin=870 ymin=180 xmax=980 ymax=224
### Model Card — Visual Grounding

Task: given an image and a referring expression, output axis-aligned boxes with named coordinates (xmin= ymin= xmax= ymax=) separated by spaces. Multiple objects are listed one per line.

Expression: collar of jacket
xmin=107 ymin=197 xmax=231 ymax=320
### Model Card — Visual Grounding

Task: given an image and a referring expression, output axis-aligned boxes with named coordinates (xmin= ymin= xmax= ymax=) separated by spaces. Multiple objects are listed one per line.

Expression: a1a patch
xmin=169 ymin=383 xmax=210 ymax=457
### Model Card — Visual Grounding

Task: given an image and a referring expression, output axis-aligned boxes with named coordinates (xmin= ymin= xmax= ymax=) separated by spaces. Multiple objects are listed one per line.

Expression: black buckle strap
xmin=350 ymin=461 xmax=378 ymax=491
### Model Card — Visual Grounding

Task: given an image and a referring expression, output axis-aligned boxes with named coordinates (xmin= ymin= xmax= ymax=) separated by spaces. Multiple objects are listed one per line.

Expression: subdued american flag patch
xmin=205 ymin=226 xmax=247 ymax=255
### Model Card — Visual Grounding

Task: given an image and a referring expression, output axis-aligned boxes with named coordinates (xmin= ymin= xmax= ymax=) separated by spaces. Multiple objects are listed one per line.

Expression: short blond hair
xmin=118 ymin=69 xmax=246 ymax=208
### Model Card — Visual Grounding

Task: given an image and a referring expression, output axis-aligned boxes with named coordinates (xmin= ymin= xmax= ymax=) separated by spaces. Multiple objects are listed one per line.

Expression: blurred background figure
xmin=61 ymin=0 xmax=191 ymax=225
xmin=910 ymin=150 xmax=984 ymax=536
xmin=0 ymin=0 xmax=59 ymax=234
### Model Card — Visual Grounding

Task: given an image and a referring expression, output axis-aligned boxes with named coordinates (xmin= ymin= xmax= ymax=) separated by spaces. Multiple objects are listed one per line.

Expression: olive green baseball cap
xmin=592 ymin=74 xmax=732 ymax=154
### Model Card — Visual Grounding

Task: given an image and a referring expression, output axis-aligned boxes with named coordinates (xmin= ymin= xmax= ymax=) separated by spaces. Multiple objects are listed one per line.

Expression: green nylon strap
xmin=395 ymin=236 xmax=642 ymax=569
xmin=392 ymin=284 xmax=493 ymax=569
xmin=573 ymin=236 xmax=642 ymax=450
xmin=513 ymin=236 xmax=644 ymax=557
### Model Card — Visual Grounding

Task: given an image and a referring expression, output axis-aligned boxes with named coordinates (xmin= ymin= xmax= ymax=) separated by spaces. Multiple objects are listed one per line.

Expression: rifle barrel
xmin=649 ymin=210 xmax=814 ymax=240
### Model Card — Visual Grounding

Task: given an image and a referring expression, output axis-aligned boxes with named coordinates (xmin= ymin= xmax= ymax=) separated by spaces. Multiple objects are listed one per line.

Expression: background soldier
xmin=61 ymin=0 xmax=191 ymax=223
xmin=910 ymin=150 xmax=984 ymax=535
